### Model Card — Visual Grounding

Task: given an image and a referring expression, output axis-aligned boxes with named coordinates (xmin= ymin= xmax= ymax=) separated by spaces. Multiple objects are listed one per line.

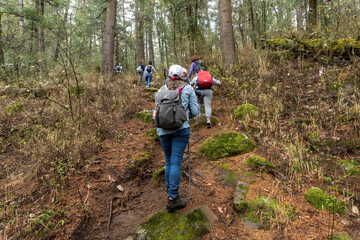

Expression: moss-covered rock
xmin=332 ymin=232 xmax=353 ymax=240
xmin=146 ymin=128 xmax=160 ymax=142
xmin=305 ymin=187 xmax=347 ymax=214
xmin=136 ymin=206 xmax=217 ymax=240
xmin=190 ymin=116 xmax=219 ymax=130
xmin=340 ymin=159 xmax=359 ymax=177
xmin=233 ymin=104 xmax=259 ymax=121
xmin=152 ymin=167 xmax=165 ymax=187
xmin=144 ymin=87 xmax=159 ymax=93
xmin=241 ymin=196 xmax=295 ymax=230
xmin=245 ymin=155 xmax=274 ymax=171
xmin=134 ymin=110 xmax=153 ymax=124
xmin=199 ymin=132 xmax=255 ymax=159
xmin=233 ymin=181 xmax=250 ymax=213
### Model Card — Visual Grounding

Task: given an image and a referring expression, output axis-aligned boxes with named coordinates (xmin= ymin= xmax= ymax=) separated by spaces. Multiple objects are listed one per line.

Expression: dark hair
xmin=149 ymin=61 xmax=152 ymax=65
xmin=190 ymin=55 xmax=200 ymax=62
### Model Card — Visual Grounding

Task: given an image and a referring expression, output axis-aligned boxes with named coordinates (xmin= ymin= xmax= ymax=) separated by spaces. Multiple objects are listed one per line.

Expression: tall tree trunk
xmin=307 ymin=0 xmax=318 ymax=31
xmin=156 ymin=17 xmax=164 ymax=66
xmin=171 ymin=7 xmax=177 ymax=63
xmin=136 ymin=0 xmax=145 ymax=64
xmin=247 ymin=0 xmax=258 ymax=48
xmin=219 ymin=0 xmax=236 ymax=66
xmin=122 ymin=0 xmax=128 ymax=68
xmin=261 ymin=0 xmax=266 ymax=38
xmin=296 ymin=0 xmax=304 ymax=30
xmin=238 ymin=3 xmax=247 ymax=47
xmin=19 ymin=0 xmax=25 ymax=49
xmin=37 ymin=0 xmax=45 ymax=71
xmin=0 ymin=13 xmax=4 ymax=67
xmin=101 ymin=0 xmax=117 ymax=76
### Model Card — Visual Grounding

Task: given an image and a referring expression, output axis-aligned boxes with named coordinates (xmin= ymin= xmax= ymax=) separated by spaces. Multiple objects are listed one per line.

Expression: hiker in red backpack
xmin=190 ymin=67 xmax=221 ymax=128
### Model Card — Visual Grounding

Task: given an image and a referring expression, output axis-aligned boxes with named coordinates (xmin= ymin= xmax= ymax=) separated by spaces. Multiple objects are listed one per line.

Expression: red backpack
xmin=197 ymin=71 xmax=213 ymax=88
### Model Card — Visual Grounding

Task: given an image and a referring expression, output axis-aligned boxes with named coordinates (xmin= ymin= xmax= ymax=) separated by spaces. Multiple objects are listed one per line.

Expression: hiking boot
xmin=166 ymin=196 xmax=187 ymax=212
xmin=207 ymin=120 xmax=211 ymax=128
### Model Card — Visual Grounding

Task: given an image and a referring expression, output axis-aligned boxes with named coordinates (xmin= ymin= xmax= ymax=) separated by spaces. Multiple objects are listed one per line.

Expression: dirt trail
xmin=65 ymin=77 xmax=359 ymax=240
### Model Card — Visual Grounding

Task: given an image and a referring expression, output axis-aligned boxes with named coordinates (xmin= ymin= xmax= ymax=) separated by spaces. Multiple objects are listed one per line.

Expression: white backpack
xmin=136 ymin=66 xmax=142 ymax=73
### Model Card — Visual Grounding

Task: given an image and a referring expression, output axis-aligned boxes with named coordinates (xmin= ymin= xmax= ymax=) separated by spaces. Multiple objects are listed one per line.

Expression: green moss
xmin=134 ymin=110 xmax=153 ymax=124
xmin=5 ymin=103 xmax=24 ymax=115
xmin=146 ymin=128 xmax=160 ymax=141
xmin=152 ymin=167 xmax=165 ymax=187
xmin=138 ymin=208 xmax=211 ymax=240
xmin=241 ymin=196 xmax=295 ymax=230
xmin=245 ymin=155 xmax=274 ymax=171
xmin=305 ymin=187 xmax=347 ymax=214
xmin=199 ymin=132 xmax=255 ymax=159
xmin=233 ymin=181 xmax=250 ymax=213
xmin=305 ymin=132 xmax=321 ymax=147
xmin=144 ymin=87 xmax=159 ymax=93
xmin=233 ymin=104 xmax=259 ymax=121
xmin=340 ymin=159 xmax=359 ymax=177
xmin=332 ymin=232 xmax=353 ymax=240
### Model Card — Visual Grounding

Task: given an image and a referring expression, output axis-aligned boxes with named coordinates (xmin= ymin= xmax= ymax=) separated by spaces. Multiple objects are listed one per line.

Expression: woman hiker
xmin=156 ymin=64 xmax=199 ymax=212
xmin=144 ymin=61 xmax=156 ymax=88
xmin=190 ymin=68 xmax=221 ymax=128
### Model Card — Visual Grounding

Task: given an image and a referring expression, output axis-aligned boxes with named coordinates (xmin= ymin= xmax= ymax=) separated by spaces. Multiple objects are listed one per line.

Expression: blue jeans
xmin=139 ymin=71 xmax=144 ymax=83
xmin=159 ymin=128 xmax=190 ymax=199
xmin=144 ymin=72 xmax=152 ymax=88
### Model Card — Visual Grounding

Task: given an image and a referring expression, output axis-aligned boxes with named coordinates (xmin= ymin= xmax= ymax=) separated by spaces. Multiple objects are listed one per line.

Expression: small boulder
xmin=134 ymin=110 xmax=153 ymax=124
xmin=136 ymin=206 xmax=217 ymax=239
xmin=245 ymin=155 xmax=274 ymax=171
xmin=199 ymin=132 xmax=255 ymax=159
xmin=233 ymin=181 xmax=249 ymax=213
xmin=305 ymin=187 xmax=347 ymax=214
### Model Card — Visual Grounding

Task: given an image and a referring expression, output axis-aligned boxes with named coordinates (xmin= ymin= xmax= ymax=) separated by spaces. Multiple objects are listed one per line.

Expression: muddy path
xmin=63 ymin=78 xmax=359 ymax=240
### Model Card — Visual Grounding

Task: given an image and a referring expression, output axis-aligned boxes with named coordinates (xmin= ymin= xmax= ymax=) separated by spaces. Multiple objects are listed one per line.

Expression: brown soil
xmin=47 ymin=78 xmax=360 ymax=240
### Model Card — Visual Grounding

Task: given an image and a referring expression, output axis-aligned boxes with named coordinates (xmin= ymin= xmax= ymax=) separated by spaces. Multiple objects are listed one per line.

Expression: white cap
xmin=169 ymin=65 xmax=184 ymax=78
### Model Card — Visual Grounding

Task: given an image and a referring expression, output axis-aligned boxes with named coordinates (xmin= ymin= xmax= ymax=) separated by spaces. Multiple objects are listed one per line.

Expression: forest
xmin=1 ymin=0 xmax=360 ymax=239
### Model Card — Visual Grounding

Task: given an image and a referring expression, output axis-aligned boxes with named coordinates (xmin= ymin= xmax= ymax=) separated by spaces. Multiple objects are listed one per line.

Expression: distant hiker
xmin=190 ymin=68 xmax=221 ymax=128
xmin=114 ymin=63 xmax=122 ymax=74
xmin=187 ymin=55 xmax=200 ymax=80
xmin=144 ymin=61 xmax=156 ymax=88
xmin=137 ymin=61 xmax=145 ymax=84
xmin=154 ymin=64 xmax=198 ymax=212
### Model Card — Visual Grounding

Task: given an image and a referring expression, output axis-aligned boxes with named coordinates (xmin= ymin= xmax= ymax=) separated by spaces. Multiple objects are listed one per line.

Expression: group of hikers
xmin=137 ymin=55 xmax=221 ymax=213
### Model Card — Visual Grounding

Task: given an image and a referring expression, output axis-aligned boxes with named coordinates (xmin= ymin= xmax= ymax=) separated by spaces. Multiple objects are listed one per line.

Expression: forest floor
xmin=53 ymin=75 xmax=360 ymax=240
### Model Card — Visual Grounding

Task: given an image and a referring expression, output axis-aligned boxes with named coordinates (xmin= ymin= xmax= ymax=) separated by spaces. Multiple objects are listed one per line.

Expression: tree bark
xmin=219 ymin=0 xmax=236 ymax=66
xmin=0 ymin=13 xmax=4 ymax=67
xmin=296 ymin=0 xmax=304 ymax=30
xmin=37 ymin=0 xmax=45 ymax=71
xmin=307 ymin=0 xmax=318 ymax=32
xmin=19 ymin=0 xmax=25 ymax=37
xmin=136 ymin=0 xmax=145 ymax=64
xmin=247 ymin=0 xmax=259 ymax=48
xmin=101 ymin=0 xmax=117 ymax=76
